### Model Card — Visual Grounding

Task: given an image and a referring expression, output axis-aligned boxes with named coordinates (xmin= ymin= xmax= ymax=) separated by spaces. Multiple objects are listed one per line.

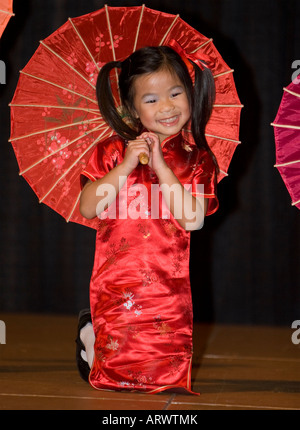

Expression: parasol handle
xmin=139 ymin=152 xmax=149 ymax=165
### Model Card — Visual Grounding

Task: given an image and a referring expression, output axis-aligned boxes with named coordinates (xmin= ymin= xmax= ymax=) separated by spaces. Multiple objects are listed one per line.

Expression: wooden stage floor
xmin=0 ymin=313 xmax=299 ymax=410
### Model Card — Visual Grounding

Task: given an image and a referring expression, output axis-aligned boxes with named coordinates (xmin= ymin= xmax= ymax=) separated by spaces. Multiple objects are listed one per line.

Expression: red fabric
xmin=81 ymin=133 xmax=218 ymax=394
xmin=0 ymin=0 xmax=13 ymax=38
xmin=272 ymin=79 xmax=300 ymax=209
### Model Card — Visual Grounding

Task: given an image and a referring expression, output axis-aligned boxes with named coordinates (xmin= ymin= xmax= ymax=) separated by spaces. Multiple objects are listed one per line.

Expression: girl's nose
xmin=159 ymin=98 xmax=174 ymax=112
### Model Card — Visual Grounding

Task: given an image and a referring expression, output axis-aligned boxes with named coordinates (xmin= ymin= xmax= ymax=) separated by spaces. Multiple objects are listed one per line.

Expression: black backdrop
xmin=0 ymin=0 xmax=299 ymax=325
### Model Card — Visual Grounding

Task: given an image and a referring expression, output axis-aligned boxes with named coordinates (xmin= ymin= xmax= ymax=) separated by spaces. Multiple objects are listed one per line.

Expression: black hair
xmin=96 ymin=45 xmax=218 ymax=170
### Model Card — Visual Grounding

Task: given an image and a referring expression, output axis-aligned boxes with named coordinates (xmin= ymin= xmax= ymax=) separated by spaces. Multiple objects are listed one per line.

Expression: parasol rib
xmin=66 ymin=190 xmax=82 ymax=223
xmin=0 ymin=9 xmax=14 ymax=16
xmin=159 ymin=13 xmax=180 ymax=46
xmin=274 ymin=159 xmax=300 ymax=167
xmin=133 ymin=4 xmax=145 ymax=52
xmin=9 ymin=116 xmax=103 ymax=143
xmin=18 ymin=123 xmax=108 ymax=176
xmin=9 ymin=103 xmax=99 ymax=115
xmin=283 ymin=88 xmax=300 ymax=98
xmin=205 ymin=133 xmax=241 ymax=144
xmin=39 ymin=41 xmax=96 ymax=90
xmin=19 ymin=70 xmax=98 ymax=106
xmin=271 ymin=123 xmax=300 ymax=131
xmin=214 ymin=104 xmax=244 ymax=108
xmin=190 ymin=38 xmax=213 ymax=54
xmin=68 ymin=18 xmax=100 ymax=72
xmin=292 ymin=199 xmax=300 ymax=206
xmin=214 ymin=69 xmax=234 ymax=79
xmin=39 ymin=128 xmax=114 ymax=203
xmin=105 ymin=5 xmax=120 ymax=102
xmin=105 ymin=5 xmax=116 ymax=61
xmin=219 ymin=169 xmax=228 ymax=176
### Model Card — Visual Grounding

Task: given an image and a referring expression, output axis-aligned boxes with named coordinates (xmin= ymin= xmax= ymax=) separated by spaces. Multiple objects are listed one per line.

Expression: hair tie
xmin=167 ymin=39 xmax=211 ymax=80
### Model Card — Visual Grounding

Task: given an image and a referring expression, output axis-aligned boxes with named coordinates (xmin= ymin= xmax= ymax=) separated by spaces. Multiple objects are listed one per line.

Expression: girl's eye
xmin=144 ymin=98 xmax=157 ymax=104
xmin=171 ymin=91 xmax=182 ymax=98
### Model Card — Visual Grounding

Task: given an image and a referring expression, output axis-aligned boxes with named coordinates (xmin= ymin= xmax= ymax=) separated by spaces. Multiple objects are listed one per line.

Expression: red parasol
xmin=271 ymin=78 xmax=300 ymax=210
xmin=9 ymin=5 xmax=242 ymax=229
xmin=0 ymin=0 xmax=14 ymax=38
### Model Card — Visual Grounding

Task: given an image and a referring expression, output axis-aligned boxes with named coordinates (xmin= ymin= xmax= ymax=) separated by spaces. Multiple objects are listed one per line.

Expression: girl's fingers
xmin=138 ymin=132 xmax=159 ymax=147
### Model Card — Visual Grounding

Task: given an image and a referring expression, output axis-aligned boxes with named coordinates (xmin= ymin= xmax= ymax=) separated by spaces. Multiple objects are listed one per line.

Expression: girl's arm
xmin=156 ymin=165 xmax=207 ymax=231
xmin=141 ymin=132 xmax=207 ymax=231
xmin=80 ymin=138 xmax=150 ymax=219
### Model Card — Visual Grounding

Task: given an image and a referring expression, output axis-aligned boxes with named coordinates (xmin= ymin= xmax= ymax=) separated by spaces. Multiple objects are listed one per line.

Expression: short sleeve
xmin=191 ymin=150 xmax=219 ymax=216
xmin=80 ymin=136 xmax=124 ymax=188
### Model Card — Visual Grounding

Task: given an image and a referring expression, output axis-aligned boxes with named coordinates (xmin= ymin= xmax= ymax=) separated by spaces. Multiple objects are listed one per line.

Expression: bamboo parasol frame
xmin=9 ymin=5 xmax=243 ymax=228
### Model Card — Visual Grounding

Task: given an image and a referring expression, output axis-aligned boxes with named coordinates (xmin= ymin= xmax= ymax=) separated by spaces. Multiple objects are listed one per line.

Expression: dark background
xmin=0 ymin=0 xmax=299 ymax=325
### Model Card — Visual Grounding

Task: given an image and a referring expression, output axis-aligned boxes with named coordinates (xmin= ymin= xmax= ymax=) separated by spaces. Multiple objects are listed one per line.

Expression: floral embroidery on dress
xmin=106 ymin=336 xmax=119 ymax=351
xmin=171 ymin=248 xmax=189 ymax=277
xmin=153 ymin=315 xmax=173 ymax=337
xmin=161 ymin=219 xmax=178 ymax=237
xmin=168 ymin=344 xmax=192 ymax=376
xmin=104 ymin=238 xmax=130 ymax=267
xmin=127 ymin=325 xmax=140 ymax=339
xmin=127 ymin=370 xmax=154 ymax=389
xmin=98 ymin=220 xmax=112 ymax=242
xmin=95 ymin=348 xmax=106 ymax=363
xmin=182 ymin=141 xmax=193 ymax=152
xmin=168 ymin=354 xmax=183 ymax=375
xmin=119 ymin=381 xmax=134 ymax=388
xmin=181 ymin=298 xmax=193 ymax=322
xmin=94 ymin=333 xmax=121 ymax=364
xmin=123 ymin=291 xmax=135 ymax=310
xmin=138 ymin=223 xmax=151 ymax=238
xmin=122 ymin=290 xmax=142 ymax=317
xmin=139 ymin=269 xmax=158 ymax=287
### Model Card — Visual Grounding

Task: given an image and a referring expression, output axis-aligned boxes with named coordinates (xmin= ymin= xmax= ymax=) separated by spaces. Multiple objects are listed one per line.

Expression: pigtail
xmin=191 ymin=64 xmax=219 ymax=173
xmin=96 ymin=61 xmax=138 ymax=140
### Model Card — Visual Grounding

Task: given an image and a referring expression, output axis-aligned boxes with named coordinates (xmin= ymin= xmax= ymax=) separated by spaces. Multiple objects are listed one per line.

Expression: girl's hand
xmin=122 ymin=137 xmax=150 ymax=174
xmin=138 ymin=132 xmax=168 ymax=175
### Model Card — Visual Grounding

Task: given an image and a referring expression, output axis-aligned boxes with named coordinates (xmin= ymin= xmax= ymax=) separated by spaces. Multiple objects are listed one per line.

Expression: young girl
xmin=77 ymin=43 xmax=219 ymax=394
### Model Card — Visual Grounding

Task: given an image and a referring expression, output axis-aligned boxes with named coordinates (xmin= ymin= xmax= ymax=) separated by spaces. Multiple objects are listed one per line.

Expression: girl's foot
xmin=75 ymin=309 xmax=94 ymax=382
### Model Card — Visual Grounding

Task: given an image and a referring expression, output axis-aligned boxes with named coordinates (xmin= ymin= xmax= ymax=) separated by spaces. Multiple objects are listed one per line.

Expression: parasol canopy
xmin=0 ymin=0 xmax=14 ymax=38
xmin=9 ymin=5 xmax=243 ymax=229
xmin=271 ymin=78 xmax=300 ymax=210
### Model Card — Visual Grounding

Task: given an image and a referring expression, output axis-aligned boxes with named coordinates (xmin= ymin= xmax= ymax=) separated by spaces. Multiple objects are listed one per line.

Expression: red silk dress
xmin=81 ymin=132 xmax=218 ymax=394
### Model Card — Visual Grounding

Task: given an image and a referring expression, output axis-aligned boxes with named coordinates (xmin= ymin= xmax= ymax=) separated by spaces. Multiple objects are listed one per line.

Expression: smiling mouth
xmin=158 ymin=115 xmax=180 ymax=126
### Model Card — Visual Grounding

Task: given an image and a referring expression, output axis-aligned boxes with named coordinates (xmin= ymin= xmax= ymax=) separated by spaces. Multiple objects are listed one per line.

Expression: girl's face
xmin=132 ymin=68 xmax=191 ymax=144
